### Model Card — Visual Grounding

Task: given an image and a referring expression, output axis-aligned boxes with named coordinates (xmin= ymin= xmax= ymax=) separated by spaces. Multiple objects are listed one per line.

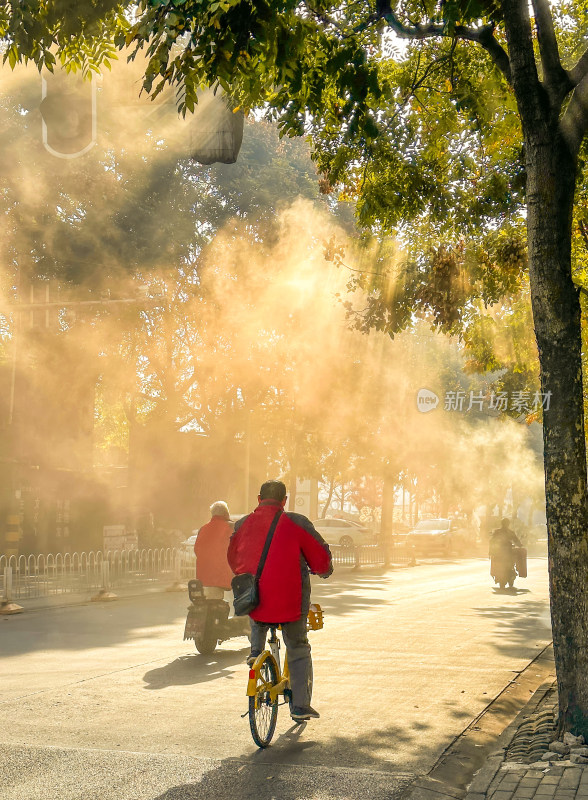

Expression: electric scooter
xmin=183 ymin=579 xmax=250 ymax=654
xmin=490 ymin=546 xmax=527 ymax=589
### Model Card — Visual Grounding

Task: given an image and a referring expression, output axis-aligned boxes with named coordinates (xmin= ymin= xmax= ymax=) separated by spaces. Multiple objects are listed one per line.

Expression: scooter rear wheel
xmin=194 ymin=619 xmax=218 ymax=654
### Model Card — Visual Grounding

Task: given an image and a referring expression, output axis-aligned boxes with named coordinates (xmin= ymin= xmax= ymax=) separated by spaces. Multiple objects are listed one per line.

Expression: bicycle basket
xmin=307 ymin=604 xmax=324 ymax=630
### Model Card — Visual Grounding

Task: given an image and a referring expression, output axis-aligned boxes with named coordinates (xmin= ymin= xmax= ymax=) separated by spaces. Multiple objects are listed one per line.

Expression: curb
xmin=1 ymin=583 xmax=187 ymax=614
xmin=465 ymin=678 xmax=557 ymax=799
xmin=402 ymin=645 xmax=556 ymax=800
xmin=466 ymin=680 xmax=556 ymax=800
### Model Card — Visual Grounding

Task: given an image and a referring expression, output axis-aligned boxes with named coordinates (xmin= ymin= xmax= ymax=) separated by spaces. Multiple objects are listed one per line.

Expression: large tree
xmin=3 ymin=0 xmax=588 ymax=733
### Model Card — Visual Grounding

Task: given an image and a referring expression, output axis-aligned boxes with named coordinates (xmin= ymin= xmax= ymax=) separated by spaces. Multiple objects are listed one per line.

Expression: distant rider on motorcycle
xmin=194 ymin=500 xmax=234 ymax=599
xmin=489 ymin=518 xmax=523 ymax=589
xmin=186 ymin=500 xmax=249 ymax=654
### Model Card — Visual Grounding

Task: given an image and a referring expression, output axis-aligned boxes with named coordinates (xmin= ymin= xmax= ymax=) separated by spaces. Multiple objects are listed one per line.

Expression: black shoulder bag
xmin=231 ymin=510 xmax=282 ymax=617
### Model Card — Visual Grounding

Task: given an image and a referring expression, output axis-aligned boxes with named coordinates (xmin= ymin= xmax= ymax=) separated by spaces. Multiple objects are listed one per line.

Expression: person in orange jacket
xmin=194 ymin=501 xmax=234 ymax=598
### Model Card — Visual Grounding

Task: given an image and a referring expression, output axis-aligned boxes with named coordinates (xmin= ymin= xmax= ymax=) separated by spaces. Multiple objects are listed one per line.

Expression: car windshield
xmin=414 ymin=520 xmax=450 ymax=531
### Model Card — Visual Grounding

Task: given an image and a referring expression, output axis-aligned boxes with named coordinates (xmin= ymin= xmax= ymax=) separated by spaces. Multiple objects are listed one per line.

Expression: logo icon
xmin=417 ymin=388 xmax=439 ymax=413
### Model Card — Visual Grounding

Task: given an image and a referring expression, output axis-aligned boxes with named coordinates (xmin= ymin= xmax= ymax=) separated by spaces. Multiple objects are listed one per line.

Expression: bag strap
xmin=255 ymin=510 xmax=283 ymax=582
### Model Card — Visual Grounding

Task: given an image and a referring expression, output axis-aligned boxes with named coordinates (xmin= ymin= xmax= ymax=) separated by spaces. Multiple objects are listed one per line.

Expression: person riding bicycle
xmin=194 ymin=501 xmax=234 ymax=599
xmin=227 ymin=479 xmax=332 ymax=722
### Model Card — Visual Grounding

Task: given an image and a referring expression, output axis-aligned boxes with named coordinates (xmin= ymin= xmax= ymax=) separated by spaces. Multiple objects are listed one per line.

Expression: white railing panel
xmin=0 ymin=547 xmax=195 ymax=600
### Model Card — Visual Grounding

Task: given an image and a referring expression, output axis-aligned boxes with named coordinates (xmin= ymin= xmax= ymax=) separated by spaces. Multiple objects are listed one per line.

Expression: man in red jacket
xmin=194 ymin=500 xmax=234 ymax=597
xmin=227 ymin=480 xmax=332 ymax=722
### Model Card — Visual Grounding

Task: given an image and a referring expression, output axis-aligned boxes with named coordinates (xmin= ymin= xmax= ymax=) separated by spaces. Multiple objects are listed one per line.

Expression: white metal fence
xmin=0 ymin=542 xmax=413 ymax=605
xmin=0 ymin=548 xmax=196 ymax=603
xmin=329 ymin=542 xmax=414 ymax=567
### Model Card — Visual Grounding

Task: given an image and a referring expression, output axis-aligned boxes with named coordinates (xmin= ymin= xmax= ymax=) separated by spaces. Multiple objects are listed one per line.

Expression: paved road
xmin=0 ymin=558 xmax=551 ymax=800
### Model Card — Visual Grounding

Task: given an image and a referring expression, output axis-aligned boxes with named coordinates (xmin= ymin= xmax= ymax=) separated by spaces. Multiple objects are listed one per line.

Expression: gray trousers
xmin=250 ymin=602 xmax=313 ymax=708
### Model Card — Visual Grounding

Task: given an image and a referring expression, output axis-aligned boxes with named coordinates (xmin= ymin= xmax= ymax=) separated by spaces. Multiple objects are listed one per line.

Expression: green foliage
xmin=0 ymin=0 xmax=126 ymax=77
xmin=0 ymin=63 xmax=323 ymax=287
xmin=0 ymin=0 xmax=584 ymax=448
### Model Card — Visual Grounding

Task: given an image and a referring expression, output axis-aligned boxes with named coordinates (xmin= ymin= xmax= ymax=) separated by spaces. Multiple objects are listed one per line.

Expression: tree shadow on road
xmin=143 ymin=646 xmax=249 ymax=689
xmin=472 ymin=598 xmax=551 ymax=658
xmin=149 ymin=717 xmax=431 ymax=800
xmin=2 ymin=568 xmax=402 ymax=655
xmin=0 ymin=591 xmax=191 ymax=655
xmin=310 ymin=567 xmax=404 ymax=618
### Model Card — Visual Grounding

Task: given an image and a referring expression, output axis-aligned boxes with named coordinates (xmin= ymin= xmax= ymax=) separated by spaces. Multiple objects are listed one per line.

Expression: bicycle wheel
xmin=249 ymin=656 xmax=279 ymax=748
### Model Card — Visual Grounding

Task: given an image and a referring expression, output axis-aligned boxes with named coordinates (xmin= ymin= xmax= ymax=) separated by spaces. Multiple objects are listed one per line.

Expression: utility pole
xmin=244 ymin=411 xmax=252 ymax=512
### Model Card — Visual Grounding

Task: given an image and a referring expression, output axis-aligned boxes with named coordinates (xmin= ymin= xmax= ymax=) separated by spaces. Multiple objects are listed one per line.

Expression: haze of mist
xmin=0 ymin=57 xmax=545 ymax=553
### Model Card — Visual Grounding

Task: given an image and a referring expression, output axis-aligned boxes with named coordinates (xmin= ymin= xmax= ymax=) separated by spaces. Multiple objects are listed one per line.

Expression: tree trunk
xmin=526 ymin=130 xmax=588 ymax=735
xmin=321 ymin=475 xmax=336 ymax=518
xmin=527 ymin=500 xmax=535 ymax=528
xmin=381 ymin=475 xmax=395 ymax=538
xmin=288 ymin=458 xmax=298 ymax=513
xmin=288 ymin=477 xmax=298 ymax=512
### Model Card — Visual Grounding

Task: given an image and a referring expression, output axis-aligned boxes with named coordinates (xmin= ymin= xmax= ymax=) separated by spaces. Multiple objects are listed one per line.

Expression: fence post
xmin=91 ymin=560 xmax=118 ymax=602
xmin=1 ymin=567 xmax=24 ymax=614
xmin=166 ymin=550 xmax=187 ymax=592
xmin=383 ymin=531 xmax=390 ymax=567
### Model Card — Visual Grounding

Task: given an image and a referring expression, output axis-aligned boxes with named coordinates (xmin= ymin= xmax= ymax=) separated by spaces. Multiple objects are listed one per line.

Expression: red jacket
xmin=194 ymin=515 xmax=234 ymax=590
xmin=227 ymin=500 xmax=332 ymax=622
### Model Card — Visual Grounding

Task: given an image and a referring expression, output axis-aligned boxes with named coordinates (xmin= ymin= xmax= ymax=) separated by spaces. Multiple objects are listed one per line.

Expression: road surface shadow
xmin=472 ymin=598 xmax=551 ymax=657
xmin=143 ymin=647 xmax=249 ymax=689
xmin=149 ymin=720 xmax=428 ymax=800
xmin=310 ymin=569 xmax=397 ymax=618
xmin=0 ymin=591 xmax=191 ymax=655
xmin=3 ymin=569 xmax=399 ymax=655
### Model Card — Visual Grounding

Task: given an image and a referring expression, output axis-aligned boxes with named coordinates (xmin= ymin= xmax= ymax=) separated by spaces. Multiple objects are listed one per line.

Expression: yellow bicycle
xmin=245 ymin=604 xmax=324 ymax=748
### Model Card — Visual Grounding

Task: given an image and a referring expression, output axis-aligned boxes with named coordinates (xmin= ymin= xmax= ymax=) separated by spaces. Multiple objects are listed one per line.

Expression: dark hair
xmin=259 ymin=480 xmax=287 ymax=502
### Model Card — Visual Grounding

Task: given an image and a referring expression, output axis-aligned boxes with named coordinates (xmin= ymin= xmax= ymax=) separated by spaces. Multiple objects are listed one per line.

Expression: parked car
xmin=182 ymin=513 xmax=247 ymax=553
xmin=407 ymin=518 xmax=471 ymax=556
xmin=311 ymin=518 xmax=373 ymax=547
xmin=180 ymin=533 xmax=198 ymax=554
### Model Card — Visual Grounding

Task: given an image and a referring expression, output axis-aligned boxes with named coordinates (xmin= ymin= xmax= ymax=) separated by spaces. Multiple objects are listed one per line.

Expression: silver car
xmin=311 ymin=518 xmax=373 ymax=547
xmin=407 ymin=518 xmax=468 ymax=556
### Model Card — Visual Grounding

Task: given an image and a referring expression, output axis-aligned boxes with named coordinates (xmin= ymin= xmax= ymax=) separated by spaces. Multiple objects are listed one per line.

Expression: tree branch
xmin=530 ymin=0 xmax=571 ymax=97
xmin=176 ymin=368 xmax=197 ymax=397
xmin=500 ymin=0 xmax=545 ymax=128
xmin=561 ymin=73 xmax=588 ymax=160
xmin=579 ymin=221 xmax=588 ymax=253
xmin=377 ymin=10 xmax=511 ymax=83
xmin=568 ymin=48 xmax=588 ymax=88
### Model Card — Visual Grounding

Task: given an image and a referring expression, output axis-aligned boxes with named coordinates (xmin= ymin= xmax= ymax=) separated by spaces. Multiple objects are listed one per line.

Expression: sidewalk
xmin=464 ymin=678 xmax=588 ymax=800
xmin=1 ymin=577 xmax=187 ymax=613
xmin=407 ymin=643 xmax=588 ymax=800
xmin=448 ymin=641 xmax=588 ymax=800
